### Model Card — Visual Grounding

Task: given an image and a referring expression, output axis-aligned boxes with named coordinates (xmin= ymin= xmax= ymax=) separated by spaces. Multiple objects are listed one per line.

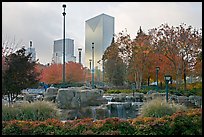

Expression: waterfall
xmin=108 ymin=109 xmax=111 ymax=117
xmin=103 ymin=95 xmax=113 ymax=102
xmin=91 ymin=107 xmax=97 ymax=121
xmin=117 ymin=104 xmax=124 ymax=118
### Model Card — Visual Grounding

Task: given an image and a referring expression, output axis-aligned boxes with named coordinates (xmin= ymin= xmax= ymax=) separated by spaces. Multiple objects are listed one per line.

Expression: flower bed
xmin=2 ymin=108 xmax=202 ymax=135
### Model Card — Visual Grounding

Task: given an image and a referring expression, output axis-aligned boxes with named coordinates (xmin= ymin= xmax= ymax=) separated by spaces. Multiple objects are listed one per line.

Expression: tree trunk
xmin=135 ymin=71 xmax=139 ymax=90
xmin=139 ymin=72 xmax=143 ymax=89
xmin=175 ymin=73 xmax=178 ymax=91
xmin=8 ymin=93 xmax=11 ymax=106
xmin=147 ymin=76 xmax=150 ymax=86
xmin=183 ymin=65 xmax=187 ymax=91
xmin=160 ymin=82 xmax=162 ymax=89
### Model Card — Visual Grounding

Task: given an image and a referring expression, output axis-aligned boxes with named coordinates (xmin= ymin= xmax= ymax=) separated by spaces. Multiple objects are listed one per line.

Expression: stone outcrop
xmin=43 ymin=87 xmax=58 ymax=102
xmin=106 ymin=102 xmax=143 ymax=119
xmin=107 ymin=93 xmax=144 ymax=102
xmin=56 ymin=87 xmax=107 ymax=109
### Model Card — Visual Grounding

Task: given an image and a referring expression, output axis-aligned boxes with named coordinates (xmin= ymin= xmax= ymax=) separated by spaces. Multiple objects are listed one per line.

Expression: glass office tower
xmin=53 ymin=38 xmax=76 ymax=64
xmin=85 ymin=13 xmax=114 ymax=70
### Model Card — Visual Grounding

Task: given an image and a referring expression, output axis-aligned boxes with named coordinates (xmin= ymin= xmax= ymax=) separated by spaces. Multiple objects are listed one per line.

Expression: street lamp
xmin=56 ymin=53 xmax=58 ymax=64
xmin=78 ymin=48 xmax=82 ymax=64
xmin=102 ymin=59 xmax=104 ymax=87
xmin=97 ymin=60 xmax=101 ymax=84
xmin=62 ymin=4 xmax=66 ymax=83
xmin=156 ymin=66 xmax=160 ymax=93
xmin=164 ymin=75 xmax=172 ymax=103
xmin=89 ymin=59 xmax=92 ymax=71
xmin=92 ymin=42 xmax=95 ymax=89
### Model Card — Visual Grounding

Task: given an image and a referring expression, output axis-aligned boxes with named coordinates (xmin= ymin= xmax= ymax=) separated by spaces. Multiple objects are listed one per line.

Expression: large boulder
xmin=56 ymin=87 xmax=107 ymax=109
xmin=44 ymin=87 xmax=58 ymax=102
xmin=56 ymin=87 xmax=79 ymax=109
xmin=188 ymin=95 xmax=202 ymax=108
xmin=177 ymin=96 xmax=189 ymax=106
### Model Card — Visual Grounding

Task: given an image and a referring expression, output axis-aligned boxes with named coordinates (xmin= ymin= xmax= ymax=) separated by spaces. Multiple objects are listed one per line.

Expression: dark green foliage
xmin=104 ymin=58 xmax=126 ymax=86
xmin=2 ymin=47 xmax=40 ymax=102
xmin=103 ymin=42 xmax=127 ymax=86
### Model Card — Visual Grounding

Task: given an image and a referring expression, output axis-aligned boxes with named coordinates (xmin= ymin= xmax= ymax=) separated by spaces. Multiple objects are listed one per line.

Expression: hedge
xmin=2 ymin=108 xmax=202 ymax=135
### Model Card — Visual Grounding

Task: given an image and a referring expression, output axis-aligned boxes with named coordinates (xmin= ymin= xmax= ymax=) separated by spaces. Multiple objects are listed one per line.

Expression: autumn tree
xmin=127 ymin=27 xmax=154 ymax=89
xmin=115 ymin=28 xmax=158 ymax=89
xmin=193 ymin=51 xmax=202 ymax=78
xmin=66 ymin=62 xmax=85 ymax=83
xmin=40 ymin=62 xmax=85 ymax=84
xmin=150 ymin=23 xmax=202 ymax=91
xmin=103 ymin=39 xmax=126 ymax=86
xmin=40 ymin=63 xmax=62 ymax=84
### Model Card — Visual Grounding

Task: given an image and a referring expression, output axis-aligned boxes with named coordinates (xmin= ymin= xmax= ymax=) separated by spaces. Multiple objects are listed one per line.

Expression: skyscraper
xmin=85 ymin=13 xmax=114 ymax=70
xmin=25 ymin=41 xmax=36 ymax=62
xmin=53 ymin=38 xmax=76 ymax=64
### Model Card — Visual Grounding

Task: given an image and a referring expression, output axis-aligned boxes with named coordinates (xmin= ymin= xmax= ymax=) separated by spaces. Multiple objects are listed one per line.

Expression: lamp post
xmin=97 ymin=60 xmax=101 ymax=84
xmin=92 ymin=42 xmax=95 ymax=89
xmin=62 ymin=4 xmax=66 ymax=83
xmin=156 ymin=66 xmax=160 ymax=93
xmin=164 ymin=75 xmax=172 ymax=103
xmin=89 ymin=59 xmax=92 ymax=71
xmin=78 ymin=48 xmax=82 ymax=64
xmin=56 ymin=53 xmax=58 ymax=64
xmin=102 ymin=59 xmax=104 ymax=87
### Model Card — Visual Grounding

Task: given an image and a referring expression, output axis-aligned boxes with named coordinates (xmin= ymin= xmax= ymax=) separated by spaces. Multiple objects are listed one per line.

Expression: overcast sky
xmin=2 ymin=2 xmax=202 ymax=65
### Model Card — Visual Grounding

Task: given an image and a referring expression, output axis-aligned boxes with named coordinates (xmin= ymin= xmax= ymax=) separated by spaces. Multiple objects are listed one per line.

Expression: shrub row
xmin=105 ymin=88 xmax=202 ymax=96
xmin=105 ymin=89 xmax=133 ymax=94
xmin=2 ymin=108 xmax=202 ymax=135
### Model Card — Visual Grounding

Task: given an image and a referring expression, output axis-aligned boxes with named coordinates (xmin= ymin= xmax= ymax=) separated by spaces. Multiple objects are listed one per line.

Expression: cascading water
xmin=108 ymin=109 xmax=111 ymax=117
xmin=91 ymin=107 xmax=97 ymax=121
xmin=116 ymin=104 xmax=125 ymax=119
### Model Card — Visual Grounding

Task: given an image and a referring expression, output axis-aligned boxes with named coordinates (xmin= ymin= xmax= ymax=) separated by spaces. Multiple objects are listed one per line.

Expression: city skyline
xmin=2 ymin=2 xmax=202 ymax=65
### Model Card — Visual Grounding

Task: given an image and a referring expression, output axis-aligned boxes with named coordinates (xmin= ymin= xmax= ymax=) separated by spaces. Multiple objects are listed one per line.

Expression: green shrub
xmin=2 ymin=101 xmax=60 ymax=121
xmin=105 ymin=89 xmax=133 ymax=94
xmin=140 ymin=97 xmax=187 ymax=118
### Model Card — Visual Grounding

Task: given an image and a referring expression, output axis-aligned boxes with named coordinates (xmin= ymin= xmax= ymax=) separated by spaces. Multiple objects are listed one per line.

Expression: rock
xmin=169 ymin=95 xmax=179 ymax=103
xmin=188 ymin=95 xmax=202 ymax=108
xmin=56 ymin=88 xmax=78 ymax=109
xmin=44 ymin=87 xmax=59 ymax=96
xmin=177 ymin=96 xmax=189 ymax=105
xmin=147 ymin=90 xmax=157 ymax=94
xmin=56 ymin=87 xmax=106 ymax=109
xmin=44 ymin=87 xmax=59 ymax=102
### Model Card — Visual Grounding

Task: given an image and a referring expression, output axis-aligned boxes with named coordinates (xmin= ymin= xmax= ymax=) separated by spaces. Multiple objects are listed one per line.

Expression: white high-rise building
xmin=53 ymin=38 xmax=76 ymax=64
xmin=85 ymin=13 xmax=114 ymax=70
xmin=25 ymin=41 xmax=36 ymax=62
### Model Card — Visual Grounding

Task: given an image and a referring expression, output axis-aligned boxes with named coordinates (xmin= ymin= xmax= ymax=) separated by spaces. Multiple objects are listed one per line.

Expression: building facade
xmin=25 ymin=41 xmax=36 ymax=62
xmin=85 ymin=13 xmax=114 ymax=70
xmin=53 ymin=38 xmax=76 ymax=64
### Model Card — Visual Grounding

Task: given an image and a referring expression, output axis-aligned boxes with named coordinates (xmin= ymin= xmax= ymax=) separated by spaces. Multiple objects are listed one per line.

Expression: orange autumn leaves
xmin=36 ymin=62 xmax=88 ymax=84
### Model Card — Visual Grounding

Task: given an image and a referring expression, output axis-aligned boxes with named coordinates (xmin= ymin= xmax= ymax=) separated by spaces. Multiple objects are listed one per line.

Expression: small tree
xmin=103 ymin=41 xmax=126 ymax=86
xmin=3 ymin=47 xmax=40 ymax=104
